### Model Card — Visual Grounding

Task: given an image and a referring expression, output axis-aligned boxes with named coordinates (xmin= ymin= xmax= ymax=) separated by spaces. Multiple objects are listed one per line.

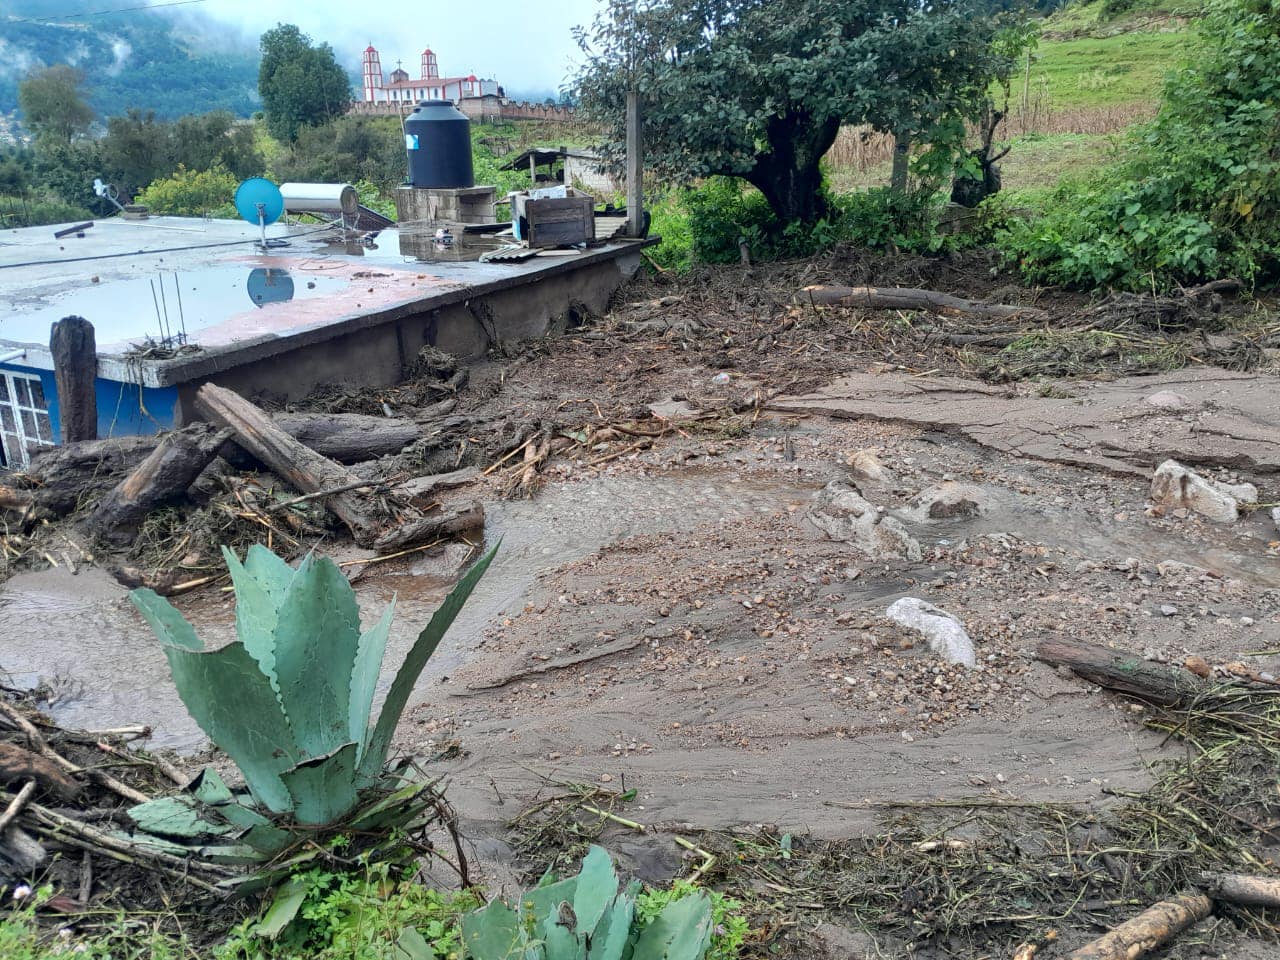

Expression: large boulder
xmin=885 ymin=597 xmax=977 ymax=668
xmin=1149 ymin=460 xmax=1257 ymax=522
xmin=808 ymin=481 xmax=921 ymax=561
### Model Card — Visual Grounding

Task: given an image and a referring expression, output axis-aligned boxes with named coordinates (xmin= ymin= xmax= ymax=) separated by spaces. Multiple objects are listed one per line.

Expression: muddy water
xmin=0 ymin=472 xmax=805 ymax=750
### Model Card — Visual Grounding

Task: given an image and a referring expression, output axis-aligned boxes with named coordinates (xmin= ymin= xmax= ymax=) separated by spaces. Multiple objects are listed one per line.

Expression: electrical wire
xmin=7 ymin=0 xmax=207 ymax=24
xmin=0 ymin=223 xmax=340 ymax=272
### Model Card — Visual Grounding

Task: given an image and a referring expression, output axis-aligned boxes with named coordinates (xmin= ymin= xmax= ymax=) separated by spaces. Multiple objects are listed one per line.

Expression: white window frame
xmin=0 ymin=370 xmax=55 ymax=468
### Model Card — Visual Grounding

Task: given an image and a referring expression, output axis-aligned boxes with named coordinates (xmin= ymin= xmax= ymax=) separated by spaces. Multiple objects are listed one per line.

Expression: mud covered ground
xmin=4 ymin=250 xmax=1280 ymax=957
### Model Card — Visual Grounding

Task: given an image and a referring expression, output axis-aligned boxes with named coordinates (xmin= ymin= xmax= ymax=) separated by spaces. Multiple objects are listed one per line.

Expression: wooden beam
xmin=49 ymin=316 xmax=97 ymax=443
xmin=625 ymin=89 xmax=644 ymax=238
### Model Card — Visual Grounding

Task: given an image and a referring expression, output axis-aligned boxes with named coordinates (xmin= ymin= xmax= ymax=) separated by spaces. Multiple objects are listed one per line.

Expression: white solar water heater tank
xmin=280 ymin=183 xmax=360 ymax=216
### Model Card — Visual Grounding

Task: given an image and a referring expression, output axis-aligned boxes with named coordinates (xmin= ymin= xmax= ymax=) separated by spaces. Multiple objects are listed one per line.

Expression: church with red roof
xmin=361 ymin=45 xmax=501 ymax=105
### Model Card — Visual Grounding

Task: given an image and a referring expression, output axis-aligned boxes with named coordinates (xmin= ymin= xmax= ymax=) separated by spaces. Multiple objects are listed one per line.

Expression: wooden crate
xmin=523 ymin=195 xmax=595 ymax=248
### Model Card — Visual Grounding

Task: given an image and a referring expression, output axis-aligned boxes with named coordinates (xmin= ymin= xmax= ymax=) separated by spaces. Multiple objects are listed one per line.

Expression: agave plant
xmin=461 ymin=846 xmax=713 ymax=960
xmin=128 ymin=543 xmax=495 ymax=840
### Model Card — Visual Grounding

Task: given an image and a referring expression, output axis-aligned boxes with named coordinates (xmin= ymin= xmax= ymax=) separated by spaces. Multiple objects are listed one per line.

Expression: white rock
xmin=846 ymin=448 xmax=886 ymax=482
xmin=1271 ymin=506 xmax=1280 ymax=534
xmin=1149 ymin=459 xmax=1256 ymax=522
xmin=809 ymin=481 xmax=921 ymax=561
xmin=885 ymin=597 xmax=977 ymax=668
xmin=905 ymin=482 xmax=991 ymax=522
xmin=1144 ymin=390 xmax=1195 ymax=412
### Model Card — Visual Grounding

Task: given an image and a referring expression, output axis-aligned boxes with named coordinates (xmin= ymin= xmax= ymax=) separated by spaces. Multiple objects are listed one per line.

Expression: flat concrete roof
xmin=0 ymin=216 xmax=646 ymax=387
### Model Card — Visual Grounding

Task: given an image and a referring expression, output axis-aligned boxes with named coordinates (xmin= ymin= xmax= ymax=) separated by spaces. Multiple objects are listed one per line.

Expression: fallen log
xmin=0 ymin=743 xmax=81 ymax=800
xmin=84 ymin=424 xmax=230 ymax=545
xmin=1199 ymin=872 xmax=1280 ymax=908
xmin=271 ymin=413 xmax=420 ymax=464
xmin=799 ymin=284 xmax=1048 ymax=321
xmin=1035 ymin=638 xmax=1209 ymax=706
xmin=195 ymin=383 xmax=384 ymax=547
xmin=6 ymin=435 xmax=161 ymax=516
xmin=372 ymin=501 xmax=485 ymax=553
xmin=1065 ymin=892 xmax=1211 ymax=960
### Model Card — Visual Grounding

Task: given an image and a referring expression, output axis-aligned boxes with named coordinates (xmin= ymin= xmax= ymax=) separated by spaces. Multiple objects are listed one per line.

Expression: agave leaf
xmin=586 ymin=896 xmax=634 ymax=960
xmin=460 ymin=899 xmax=522 ymax=960
xmin=222 ymin=547 xmax=286 ymax=696
xmin=360 ymin=545 xmax=498 ymax=779
xmin=542 ymin=911 xmax=584 ymax=960
xmin=255 ymin=876 xmax=307 ymax=940
xmin=128 ymin=796 xmax=230 ymax=838
xmin=131 ymin=589 xmax=202 ymax=651
xmin=279 ymin=741 xmax=360 ymax=826
xmin=348 ymin=778 xmax=432 ymax=831
xmin=237 ymin=821 xmax=293 ymax=856
xmin=349 ymin=597 xmax=396 ymax=763
xmin=394 ymin=925 xmax=437 ymax=960
xmin=630 ymin=892 xmax=713 ymax=960
xmin=520 ymin=876 xmax=579 ymax=925
xmin=572 ymin=846 xmax=618 ymax=937
xmin=188 ymin=768 xmax=277 ymax=831
xmin=270 ymin=554 xmax=362 ymax=758
xmin=156 ymin=639 xmax=299 ymax=814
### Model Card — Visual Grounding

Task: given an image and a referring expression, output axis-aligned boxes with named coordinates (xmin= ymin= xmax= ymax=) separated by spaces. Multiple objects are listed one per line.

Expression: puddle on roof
xmin=0 ymin=266 xmax=348 ymax=350
xmin=346 ymin=226 xmax=512 ymax=266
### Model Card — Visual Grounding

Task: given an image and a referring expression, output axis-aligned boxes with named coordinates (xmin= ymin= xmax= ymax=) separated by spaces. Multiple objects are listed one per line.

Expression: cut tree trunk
xmin=49 ymin=317 xmax=97 ymax=444
xmin=0 ymin=742 xmax=81 ymax=801
xmin=393 ymin=467 xmax=481 ymax=508
xmin=194 ymin=384 xmax=384 ymax=547
xmin=799 ymin=285 xmax=1048 ymax=321
xmin=1065 ymin=892 xmax=1211 ymax=960
xmin=1035 ymin=637 xmax=1209 ymax=707
xmin=271 ymin=413 xmax=420 ymax=464
xmin=84 ymin=424 xmax=230 ymax=545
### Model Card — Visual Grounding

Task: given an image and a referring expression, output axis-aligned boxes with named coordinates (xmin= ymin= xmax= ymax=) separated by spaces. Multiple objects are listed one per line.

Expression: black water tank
xmin=404 ymin=100 xmax=474 ymax=189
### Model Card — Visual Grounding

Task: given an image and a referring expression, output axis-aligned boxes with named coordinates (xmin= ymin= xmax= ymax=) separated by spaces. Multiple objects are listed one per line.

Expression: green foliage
xmin=216 ymin=858 xmax=479 ymax=960
xmin=1000 ymin=0 xmax=1280 ymax=289
xmin=259 ymin=24 xmax=353 ymax=142
xmin=99 ymin=108 xmax=266 ymax=200
xmin=1027 ymin=25 xmax=1192 ymax=109
xmin=272 ymin=116 xmax=405 ymax=193
xmin=16 ymin=64 xmax=93 ymax=143
xmin=135 ymin=165 xmax=239 ymax=218
xmin=461 ymin=846 xmax=717 ymax=960
xmin=575 ymin=0 xmax=1008 ymax=223
xmin=647 ymin=178 xmax=962 ymax=272
xmin=129 ymin=543 xmax=495 ymax=829
xmin=0 ymin=195 xmax=94 ymax=228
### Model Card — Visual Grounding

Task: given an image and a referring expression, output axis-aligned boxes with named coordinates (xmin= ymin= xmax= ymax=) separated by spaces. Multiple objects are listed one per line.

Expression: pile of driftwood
xmin=0 ymin=695 xmax=218 ymax=900
xmin=0 ymin=383 xmax=487 ymax=592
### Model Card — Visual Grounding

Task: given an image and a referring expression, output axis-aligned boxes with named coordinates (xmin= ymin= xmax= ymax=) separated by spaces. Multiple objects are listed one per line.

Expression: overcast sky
xmin=192 ymin=0 xmax=602 ymax=94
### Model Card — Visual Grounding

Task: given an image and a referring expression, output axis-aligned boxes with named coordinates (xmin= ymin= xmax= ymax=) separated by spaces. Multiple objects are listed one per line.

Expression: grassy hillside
xmin=1029 ymin=27 xmax=1191 ymax=109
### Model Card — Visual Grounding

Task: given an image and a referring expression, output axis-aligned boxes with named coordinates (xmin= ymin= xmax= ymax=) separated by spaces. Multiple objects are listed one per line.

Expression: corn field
xmin=824 ymin=99 xmax=1157 ymax=176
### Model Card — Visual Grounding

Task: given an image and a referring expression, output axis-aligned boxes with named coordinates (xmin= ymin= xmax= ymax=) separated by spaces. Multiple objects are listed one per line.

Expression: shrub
xmin=1000 ymin=0 xmax=1280 ymax=289
xmin=135 ymin=165 xmax=239 ymax=218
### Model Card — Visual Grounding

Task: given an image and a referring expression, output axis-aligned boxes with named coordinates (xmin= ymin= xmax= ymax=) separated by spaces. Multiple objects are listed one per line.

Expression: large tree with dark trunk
xmin=575 ymin=0 xmax=1007 ymax=224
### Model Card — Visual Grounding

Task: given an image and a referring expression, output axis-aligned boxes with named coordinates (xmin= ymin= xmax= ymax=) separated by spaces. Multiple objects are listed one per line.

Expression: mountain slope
xmin=0 ymin=0 xmax=262 ymax=124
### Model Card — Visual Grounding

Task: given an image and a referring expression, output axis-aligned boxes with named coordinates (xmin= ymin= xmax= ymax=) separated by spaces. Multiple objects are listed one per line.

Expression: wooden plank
xmin=626 ymin=90 xmax=644 ymax=238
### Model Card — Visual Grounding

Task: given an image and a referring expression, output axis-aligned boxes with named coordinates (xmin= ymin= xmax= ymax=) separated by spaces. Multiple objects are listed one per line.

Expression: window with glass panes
xmin=0 ymin=372 xmax=54 ymax=468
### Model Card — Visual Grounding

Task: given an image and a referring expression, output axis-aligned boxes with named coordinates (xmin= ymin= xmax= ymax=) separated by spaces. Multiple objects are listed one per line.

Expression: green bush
xmin=135 ymin=165 xmax=239 ymax=218
xmin=0 ymin=195 xmax=94 ymax=228
xmin=1000 ymin=0 xmax=1280 ymax=289
xmin=646 ymin=177 xmax=964 ymax=272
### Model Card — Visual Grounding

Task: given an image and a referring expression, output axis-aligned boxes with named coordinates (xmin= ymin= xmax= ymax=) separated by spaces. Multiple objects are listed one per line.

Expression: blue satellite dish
xmin=234 ymin=178 xmax=285 ymax=227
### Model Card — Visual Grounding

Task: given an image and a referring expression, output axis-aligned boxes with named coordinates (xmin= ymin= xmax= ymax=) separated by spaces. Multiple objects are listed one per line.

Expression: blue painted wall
xmin=0 ymin=362 xmax=179 ymax=441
